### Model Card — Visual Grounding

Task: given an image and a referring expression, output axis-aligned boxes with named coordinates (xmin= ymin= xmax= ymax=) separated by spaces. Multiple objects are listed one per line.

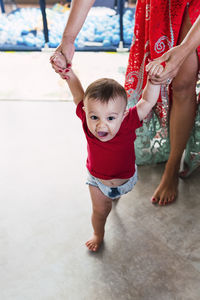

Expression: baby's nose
xmin=97 ymin=119 xmax=106 ymax=128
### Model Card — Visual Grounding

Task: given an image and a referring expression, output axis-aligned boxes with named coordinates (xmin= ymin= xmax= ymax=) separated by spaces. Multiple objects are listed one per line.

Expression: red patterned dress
xmin=125 ymin=0 xmax=200 ymax=171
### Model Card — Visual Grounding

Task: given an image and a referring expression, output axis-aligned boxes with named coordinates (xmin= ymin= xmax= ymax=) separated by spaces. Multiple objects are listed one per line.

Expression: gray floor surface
xmin=0 ymin=51 xmax=200 ymax=300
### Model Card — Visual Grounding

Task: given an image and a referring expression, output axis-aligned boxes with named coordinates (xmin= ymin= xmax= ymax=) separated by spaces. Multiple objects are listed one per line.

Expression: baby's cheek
xmin=110 ymin=123 xmax=118 ymax=132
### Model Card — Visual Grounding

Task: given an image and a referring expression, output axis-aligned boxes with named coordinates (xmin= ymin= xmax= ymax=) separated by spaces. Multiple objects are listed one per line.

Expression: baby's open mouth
xmin=97 ymin=131 xmax=108 ymax=137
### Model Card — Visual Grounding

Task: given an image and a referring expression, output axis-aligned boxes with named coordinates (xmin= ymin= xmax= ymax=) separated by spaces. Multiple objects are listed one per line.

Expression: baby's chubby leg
xmin=86 ymin=185 xmax=112 ymax=252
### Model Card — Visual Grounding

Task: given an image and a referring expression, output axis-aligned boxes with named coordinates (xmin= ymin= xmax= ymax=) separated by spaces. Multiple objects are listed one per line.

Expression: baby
xmin=52 ymin=53 xmax=162 ymax=251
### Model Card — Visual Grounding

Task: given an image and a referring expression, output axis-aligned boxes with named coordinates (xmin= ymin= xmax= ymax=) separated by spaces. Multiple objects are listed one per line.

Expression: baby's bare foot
xmin=85 ymin=234 xmax=103 ymax=252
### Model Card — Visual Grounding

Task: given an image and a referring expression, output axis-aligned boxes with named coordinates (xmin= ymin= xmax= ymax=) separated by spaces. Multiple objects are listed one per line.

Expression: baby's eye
xmin=90 ymin=115 xmax=98 ymax=120
xmin=108 ymin=116 xmax=115 ymax=121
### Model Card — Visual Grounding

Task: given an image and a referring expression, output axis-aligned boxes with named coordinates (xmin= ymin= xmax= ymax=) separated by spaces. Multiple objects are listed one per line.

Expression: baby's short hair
xmin=84 ymin=78 xmax=127 ymax=105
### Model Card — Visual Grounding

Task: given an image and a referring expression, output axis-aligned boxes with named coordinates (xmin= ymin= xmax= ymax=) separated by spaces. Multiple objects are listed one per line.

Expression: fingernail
xmin=65 ymin=76 xmax=69 ymax=80
xmin=64 ymin=69 xmax=70 ymax=73
xmin=161 ymin=62 xmax=166 ymax=67
xmin=59 ymin=69 xmax=63 ymax=72
xmin=67 ymin=63 xmax=71 ymax=67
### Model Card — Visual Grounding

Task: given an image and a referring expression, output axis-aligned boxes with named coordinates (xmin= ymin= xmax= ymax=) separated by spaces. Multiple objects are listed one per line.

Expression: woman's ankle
xmin=164 ymin=157 xmax=182 ymax=175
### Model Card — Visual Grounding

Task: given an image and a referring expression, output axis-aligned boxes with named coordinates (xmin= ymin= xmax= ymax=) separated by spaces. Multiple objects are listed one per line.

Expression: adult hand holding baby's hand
xmin=146 ymin=44 xmax=187 ymax=85
xmin=146 ymin=61 xmax=165 ymax=84
xmin=146 ymin=61 xmax=164 ymax=80
xmin=50 ymin=38 xmax=75 ymax=79
xmin=50 ymin=52 xmax=71 ymax=80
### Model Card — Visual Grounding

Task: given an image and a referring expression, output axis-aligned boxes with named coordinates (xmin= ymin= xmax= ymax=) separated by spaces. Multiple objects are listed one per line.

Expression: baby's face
xmin=83 ymin=96 xmax=128 ymax=142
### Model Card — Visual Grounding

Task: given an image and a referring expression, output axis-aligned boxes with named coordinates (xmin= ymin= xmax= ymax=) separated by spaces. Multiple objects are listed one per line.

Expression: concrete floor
xmin=0 ymin=51 xmax=200 ymax=300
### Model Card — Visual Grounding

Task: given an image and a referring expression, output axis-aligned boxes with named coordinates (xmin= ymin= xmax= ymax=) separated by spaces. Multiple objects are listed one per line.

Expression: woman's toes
xmin=151 ymin=197 xmax=158 ymax=204
xmin=179 ymin=170 xmax=188 ymax=178
xmin=158 ymin=199 xmax=164 ymax=206
xmin=169 ymin=195 xmax=175 ymax=204
xmin=160 ymin=195 xmax=175 ymax=206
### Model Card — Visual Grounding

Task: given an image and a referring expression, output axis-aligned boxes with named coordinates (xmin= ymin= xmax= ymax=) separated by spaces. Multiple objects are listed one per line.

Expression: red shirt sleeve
xmin=128 ymin=106 xmax=143 ymax=129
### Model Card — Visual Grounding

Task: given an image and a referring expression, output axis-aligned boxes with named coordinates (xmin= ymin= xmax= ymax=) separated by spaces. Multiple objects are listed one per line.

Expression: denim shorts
xmin=86 ymin=167 xmax=137 ymax=200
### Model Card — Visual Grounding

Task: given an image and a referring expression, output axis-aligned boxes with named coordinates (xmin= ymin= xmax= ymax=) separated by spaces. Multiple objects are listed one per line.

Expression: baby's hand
xmin=146 ymin=61 xmax=164 ymax=77
xmin=50 ymin=52 xmax=71 ymax=80
xmin=53 ymin=52 xmax=66 ymax=69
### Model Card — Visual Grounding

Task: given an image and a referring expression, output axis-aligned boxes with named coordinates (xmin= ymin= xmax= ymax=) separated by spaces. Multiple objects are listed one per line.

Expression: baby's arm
xmin=136 ymin=79 xmax=161 ymax=121
xmin=136 ymin=63 xmax=164 ymax=120
xmin=53 ymin=53 xmax=84 ymax=106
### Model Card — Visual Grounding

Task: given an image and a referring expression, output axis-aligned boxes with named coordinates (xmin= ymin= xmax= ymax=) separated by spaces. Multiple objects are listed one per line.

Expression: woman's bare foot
xmin=151 ymin=165 xmax=179 ymax=206
xmin=85 ymin=233 xmax=103 ymax=252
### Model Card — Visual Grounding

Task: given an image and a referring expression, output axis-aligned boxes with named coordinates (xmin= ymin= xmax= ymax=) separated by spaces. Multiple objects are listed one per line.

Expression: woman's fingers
xmin=149 ymin=72 xmax=173 ymax=85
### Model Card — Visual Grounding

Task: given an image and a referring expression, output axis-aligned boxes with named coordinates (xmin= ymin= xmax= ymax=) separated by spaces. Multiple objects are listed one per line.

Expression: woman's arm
xmin=182 ymin=15 xmax=200 ymax=54
xmin=146 ymin=15 xmax=200 ymax=84
xmin=50 ymin=0 xmax=95 ymax=72
xmin=62 ymin=0 xmax=95 ymax=48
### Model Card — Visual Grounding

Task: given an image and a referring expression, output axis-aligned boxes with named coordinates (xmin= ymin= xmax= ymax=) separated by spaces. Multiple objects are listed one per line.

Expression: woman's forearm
xmin=62 ymin=0 xmax=95 ymax=43
xmin=181 ymin=15 xmax=200 ymax=55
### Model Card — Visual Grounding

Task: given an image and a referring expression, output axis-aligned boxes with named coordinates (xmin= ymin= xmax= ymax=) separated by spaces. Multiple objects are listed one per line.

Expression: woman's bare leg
xmin=86 ymin=185 xmax=112 ymax=251
xmin=151 ymin=10 xmax=199 ymax=206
